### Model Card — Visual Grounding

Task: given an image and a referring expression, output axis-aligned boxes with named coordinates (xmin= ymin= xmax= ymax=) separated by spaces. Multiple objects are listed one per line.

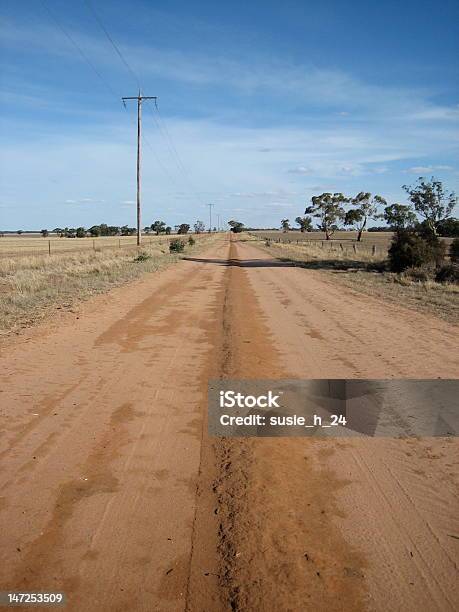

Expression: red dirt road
xmin=0 ymin=235 xmax=458 ymax=611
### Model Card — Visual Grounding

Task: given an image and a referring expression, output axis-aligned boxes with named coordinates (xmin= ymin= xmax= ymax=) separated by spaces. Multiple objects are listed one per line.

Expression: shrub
xmin=404 ymin=266 xmax=433 ymax=282
xmin=133 ymin=251 xmax=151 ymax=262
xmin=388 ymin=229 xmax=445 ymax=273
xmin=450 ymin=237 xmax=459 ymax=263
xmin=435 ymin=264 xmax=459 ymax=284
xmin=188 ymin=236 xmax=196 ymax=246
xmin=169 ymin=238 xmax=185 ymax=253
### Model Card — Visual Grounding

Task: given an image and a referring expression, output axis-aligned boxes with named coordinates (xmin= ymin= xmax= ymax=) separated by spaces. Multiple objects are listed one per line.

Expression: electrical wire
xmin=83 ymin=0 xmax=142 ymax=90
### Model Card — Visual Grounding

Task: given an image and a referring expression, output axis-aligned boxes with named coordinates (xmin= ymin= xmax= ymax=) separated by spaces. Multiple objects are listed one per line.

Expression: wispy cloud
xmin=405 ymin=165 xmax=454 ymax=174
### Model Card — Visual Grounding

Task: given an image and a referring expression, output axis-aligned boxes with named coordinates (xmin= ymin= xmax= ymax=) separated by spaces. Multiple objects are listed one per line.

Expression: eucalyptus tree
xmin=403 ymin=177 xmax=456 ymax=236
xmin=305 ymin=193 xmax=348 ymax=240
xmin=295 ymin=216 xmax=313 ymax=232
xmin=345 ymin=192 xmax=386 ymax=241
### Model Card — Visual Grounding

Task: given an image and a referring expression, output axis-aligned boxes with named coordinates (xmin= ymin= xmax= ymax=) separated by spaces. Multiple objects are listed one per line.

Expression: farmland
xmin=0 ymin=233 xmax=208 ymax=258
xmin=251 ymin=229 xmax=454 ymax=256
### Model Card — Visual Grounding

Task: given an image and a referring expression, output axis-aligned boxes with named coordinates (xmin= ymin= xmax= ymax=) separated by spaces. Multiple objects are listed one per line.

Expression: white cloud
xmin=405 ymin=165 xmax=454 ymax=174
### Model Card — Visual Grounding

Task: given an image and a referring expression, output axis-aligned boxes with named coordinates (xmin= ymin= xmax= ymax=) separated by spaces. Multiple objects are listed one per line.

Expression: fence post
xmin=372 ymin=244 xmax=376 ymax=256
xmin=48 ymin=240 xmax=51 ymax=256
xmin=340 ymin=242 xmax=344 ymax=251
xmin=119 ymin=239 xmax=121 ymax=249
xmin=353 ymin=244 xmax=357 ymax=253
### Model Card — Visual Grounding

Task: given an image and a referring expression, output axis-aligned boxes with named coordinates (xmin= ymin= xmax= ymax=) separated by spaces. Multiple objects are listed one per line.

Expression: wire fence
xmin=0 ymin=233 xmax=211 ymax=258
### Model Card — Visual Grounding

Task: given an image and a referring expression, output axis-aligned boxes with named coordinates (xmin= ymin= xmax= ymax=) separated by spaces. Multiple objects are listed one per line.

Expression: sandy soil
xmin=0 ymin=235 xmax=457 ymax=611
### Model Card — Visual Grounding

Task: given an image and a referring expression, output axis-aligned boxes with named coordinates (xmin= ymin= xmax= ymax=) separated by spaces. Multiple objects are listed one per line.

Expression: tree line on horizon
xmin=27 ymin=220 xmax=211 ymax=238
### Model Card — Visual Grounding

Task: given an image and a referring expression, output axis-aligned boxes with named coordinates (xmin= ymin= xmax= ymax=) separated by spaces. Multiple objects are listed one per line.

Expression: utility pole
xmin=206 ymin=203 xmax=215 ymax=233
xmin=216 ymin=213 xmax=220 ymax=232
xmin=122 ymin=92 xmax=157 ymax=246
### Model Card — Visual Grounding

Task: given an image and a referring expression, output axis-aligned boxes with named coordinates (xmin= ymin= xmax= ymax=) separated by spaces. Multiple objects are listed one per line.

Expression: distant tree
xmin=66 ymin=228 xmax=76 ymax=238
xmin=402 ymin=177 xmax=456 ymax=236
xmin=53 ymin=227 xmax=64 ymax=236
xmin=143 ymin=226 xmax=151 ymax=234
xmin=151 ymin=220 xmax=166 ymax=235
xmin=281 ymin=219 xmax=290 ymax=232
xmin=295 ymin=216 xmax=313 ymax=232
xmin=383 ymin=203 xmax=417 ymax=231
xmin=228 ymin=220 xmax=244 ymax=233
xmin=344 ymin=192 xmax=386 ymax=241
xmin=165 ymin=226 xmax=171 ymax=235
xmin=76 ymin=227 xmax=86 ymax=238
xmin=194 ymin=220 xmax=206 ymax=234
xmin=89 ymin=225 xmax=101 ymax=237
xmin=177 ymin=223 xmax=190 ymax=234
xmin=305 ymin=192 xmax=347 ymax=240
xmin=17 ymin=230 xmax=23 ymax=235
xmin=120 ymin=225 xmax=136 ymax=236
xmin=41 ymin=229 xmax=49 ymax=237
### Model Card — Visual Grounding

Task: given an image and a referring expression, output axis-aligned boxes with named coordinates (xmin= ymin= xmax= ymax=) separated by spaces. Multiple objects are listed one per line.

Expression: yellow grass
xmin=0 ymin=235 xmax=215 ymax=334
xmin=0 ymin=234 xmax=204 ymax=257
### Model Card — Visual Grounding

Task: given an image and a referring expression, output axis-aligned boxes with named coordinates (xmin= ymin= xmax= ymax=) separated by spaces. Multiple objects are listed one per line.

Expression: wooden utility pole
xmin=122 ymin=92 xmax=157 ymax=246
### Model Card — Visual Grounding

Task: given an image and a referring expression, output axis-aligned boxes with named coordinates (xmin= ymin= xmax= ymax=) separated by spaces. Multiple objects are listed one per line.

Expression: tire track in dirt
xmin=189 ymin=236 xmax=368 ymax=611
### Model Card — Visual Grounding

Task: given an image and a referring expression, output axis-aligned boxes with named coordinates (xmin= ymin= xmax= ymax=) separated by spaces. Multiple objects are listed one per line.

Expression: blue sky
xmin=0 ymin=0 xmax=458 ymax=230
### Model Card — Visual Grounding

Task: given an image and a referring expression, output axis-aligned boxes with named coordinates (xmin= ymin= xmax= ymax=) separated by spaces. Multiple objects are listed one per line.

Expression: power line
xmin=83 ymin=0 xmax=141 ymax=89
xmin=40 ymin=0 xmax=205 ymax=214
xmin=40 ymin=0 xmax=121 ymax=101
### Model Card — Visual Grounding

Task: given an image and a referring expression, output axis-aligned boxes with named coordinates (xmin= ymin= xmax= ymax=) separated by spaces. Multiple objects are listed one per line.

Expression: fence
xmin=0 ymin=233 xmax=211 ymax=258
xmin=250 ymin=233 xmax=384 ymax=258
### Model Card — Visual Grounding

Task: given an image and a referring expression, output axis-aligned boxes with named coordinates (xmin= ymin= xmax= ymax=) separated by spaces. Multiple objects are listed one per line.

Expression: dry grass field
xmin=0 ymin=233 xmax=207 ymax=257
xmin=251 ymin=230 xmax=454 ymax=257
xmin=250 ymin=234 xmax=459 ymax=323
xmin=0 ymin=234 xmax=215 ymax=334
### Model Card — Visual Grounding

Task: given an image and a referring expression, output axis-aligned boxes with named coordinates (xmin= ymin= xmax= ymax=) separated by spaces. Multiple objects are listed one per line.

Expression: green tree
xmin=383 ymin=203 xmax=417 ymax=231
xmin=177 ymin=223 xmax=190 ymax=234
xmin=194 ymin=220 xmax=205 ymax=234
xmin=89 ymin=225 xmax=101 ymax=237
xmin=41 ymin=229 xmax=49 ymax=237
xmin=402 ymin=177 xmax=456 ymax=236
xmin=281 ymin=218 xmax=290 ymax=232
xmin=344 ymin=192 xmax=386 ymax=241
xmin=305 ymin=193 xmax=347 ymax=240
xmin=436 ymin=217 xmax=459 ymax=238
xmin=228 ymin=220 xmax=244 ymax=233
xmin=165 ymin=226 xmax=171 ymax=235
xmin=151 ymin=220 xmax=166 ymax=235
xmin=295 ymin=216 xmax=313 ymax=232
xmin=76 ymin=227 xmax=86 ymax=238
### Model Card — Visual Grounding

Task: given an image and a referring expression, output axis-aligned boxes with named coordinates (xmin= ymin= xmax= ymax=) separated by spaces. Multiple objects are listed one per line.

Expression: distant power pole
xmin=216 ymin=213 xmax=220 ymax=232
xmin=206 ymin=203 xmax=215 ymax=232
xmin=122 ymin=92 xmax=157 ymax=245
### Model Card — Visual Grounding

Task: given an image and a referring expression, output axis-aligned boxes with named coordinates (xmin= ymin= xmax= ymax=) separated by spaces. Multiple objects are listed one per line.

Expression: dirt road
xmin=1 ymin=235 xmax=458 ymax=611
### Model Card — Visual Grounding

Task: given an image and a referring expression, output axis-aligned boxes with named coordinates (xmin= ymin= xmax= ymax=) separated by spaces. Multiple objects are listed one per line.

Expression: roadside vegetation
xmin=251 ymin=176 xmax=459 ymax=321
xmin=0 ymin=235 xmax=216 ymax=335
xmin=254 ymin=237 xmax=458 ymax=323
